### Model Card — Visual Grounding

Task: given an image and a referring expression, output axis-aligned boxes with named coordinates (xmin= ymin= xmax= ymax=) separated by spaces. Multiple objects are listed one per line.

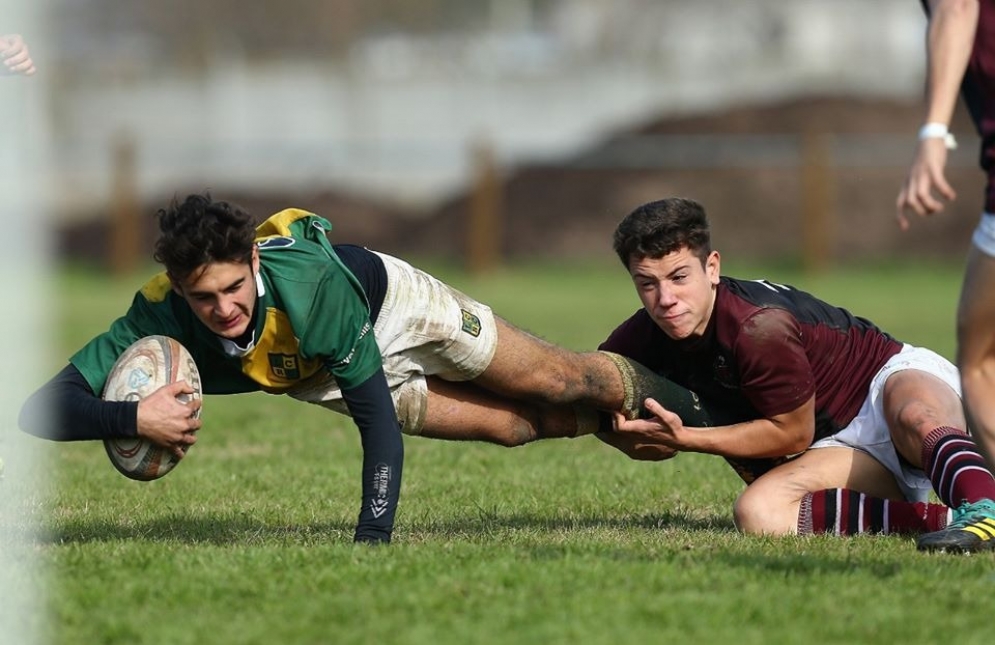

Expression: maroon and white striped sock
xmin=921 ymin=426 xmax=995 ymax=507
xmin=798 ymin=488 xmax=949 ymax=535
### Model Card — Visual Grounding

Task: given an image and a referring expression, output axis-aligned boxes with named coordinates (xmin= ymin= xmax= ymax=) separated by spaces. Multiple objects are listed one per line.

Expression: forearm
xmin=678 ymin=418 xmax=811 ymax=460
xmin=341 ymin=367 xmax=404 ymax=544
xmin=19 ymin=363 xmax=138 ymax=441
xmin=924 ymin=0 xmax=979 ymax=124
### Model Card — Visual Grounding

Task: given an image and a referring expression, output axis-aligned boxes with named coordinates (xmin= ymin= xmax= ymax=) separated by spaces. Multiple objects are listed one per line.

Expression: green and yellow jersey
xmin=71 ymin=209 xmax=383 ymax=397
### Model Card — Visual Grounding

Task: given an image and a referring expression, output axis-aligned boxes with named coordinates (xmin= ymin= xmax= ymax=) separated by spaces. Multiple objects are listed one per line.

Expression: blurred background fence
xmin=7 ymin=0 xmax=983 ymax=272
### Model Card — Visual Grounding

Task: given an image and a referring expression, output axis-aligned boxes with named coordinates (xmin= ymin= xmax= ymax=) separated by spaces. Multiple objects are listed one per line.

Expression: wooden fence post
xmin=800 ymin=130 xmax=834 ymax=274
xmin=110 ymin=134 xmax=141 ymax=275
xmin=466 ymin=139 xmax=503 ymax=275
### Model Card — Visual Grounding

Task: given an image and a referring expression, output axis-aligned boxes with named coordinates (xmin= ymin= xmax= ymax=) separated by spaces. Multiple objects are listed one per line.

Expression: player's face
xmin=628 ymin=247 xmax=720 ymax=340
xmin=172 ymin=248 xmax=260 ymax=339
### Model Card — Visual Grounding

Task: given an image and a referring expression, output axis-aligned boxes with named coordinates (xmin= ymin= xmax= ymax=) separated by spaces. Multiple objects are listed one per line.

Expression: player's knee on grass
xmin=732 ymin=485 xmax=798 ymax=536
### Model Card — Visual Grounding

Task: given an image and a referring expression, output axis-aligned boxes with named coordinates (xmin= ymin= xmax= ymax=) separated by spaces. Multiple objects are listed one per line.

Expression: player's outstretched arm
xmin=19 ymin=363 xmax=139 ymax=441
xmin=612 ymin=396 xmax=815 ymax=460
xmin=340 ymin=366 xmax=404 ymax=545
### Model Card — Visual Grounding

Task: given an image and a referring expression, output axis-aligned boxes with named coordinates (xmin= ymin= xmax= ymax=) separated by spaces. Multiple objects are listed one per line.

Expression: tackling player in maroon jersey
xmin=601 ymin=197 xmax=995 ymax=552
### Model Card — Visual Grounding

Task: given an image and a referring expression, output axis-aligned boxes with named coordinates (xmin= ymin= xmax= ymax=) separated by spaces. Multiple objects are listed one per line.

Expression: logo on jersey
xmin=460 ymin=309 xmax=481 ymax=337
xmin=257 ymin=236 xmax=296 ymax=251
xmin=751 ymin=278 xmax=788 ymax=293
xmin=268 ymin=353 xmax=301 ymax=380
xmin=331 ymin=321 xmax=373 ymax=369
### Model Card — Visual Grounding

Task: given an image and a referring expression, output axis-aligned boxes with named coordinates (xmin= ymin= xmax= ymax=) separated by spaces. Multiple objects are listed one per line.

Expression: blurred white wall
xmin=45 ymin=0 xmax=928 ymax=214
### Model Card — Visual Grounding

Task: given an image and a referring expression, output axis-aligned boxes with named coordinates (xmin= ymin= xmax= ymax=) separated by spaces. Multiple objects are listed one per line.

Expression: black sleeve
xmin=18 ymin=363 xmax=139 ymax=441
xmin=339 ymin=365 xmax=404 ymax=545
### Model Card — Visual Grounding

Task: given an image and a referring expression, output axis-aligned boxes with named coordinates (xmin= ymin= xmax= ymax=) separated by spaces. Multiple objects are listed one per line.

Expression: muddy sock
xmin=600 ymin=351 xmax=745 ymax=427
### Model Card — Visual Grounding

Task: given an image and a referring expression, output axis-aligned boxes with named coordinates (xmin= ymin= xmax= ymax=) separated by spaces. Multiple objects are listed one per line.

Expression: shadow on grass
xmin=712 ymin=551 xmax=906 ymax=578
xmin=41 ymin=514 xmax=355 ymax=546
xmin=405 ymin=508 xmax=736 ymax=534
xmin=40 ymin=512 xmax=919 ymax=576
xmin=41 ymin=508 xmax=735 ymax=546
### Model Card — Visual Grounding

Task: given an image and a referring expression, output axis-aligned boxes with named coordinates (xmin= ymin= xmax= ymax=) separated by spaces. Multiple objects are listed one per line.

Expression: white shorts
xmin=809 ymin=344 xmax=962 ymax=503
xmin=971 ymin=211 xmax=995 ymax=257
xmin=287 ymin=252 xmax=499 ymax=435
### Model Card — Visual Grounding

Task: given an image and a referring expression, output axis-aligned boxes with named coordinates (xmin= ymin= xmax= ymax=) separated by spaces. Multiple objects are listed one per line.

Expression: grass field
xmin=12 ymin=258 xmax=995 ymax=645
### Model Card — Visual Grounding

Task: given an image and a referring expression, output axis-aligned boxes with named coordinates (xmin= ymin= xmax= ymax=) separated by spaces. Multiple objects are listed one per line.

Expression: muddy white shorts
xmin=809 ymin=344 xmax=962 ymax=503
xmin=287 ymin=252 xmax=498 ymax=435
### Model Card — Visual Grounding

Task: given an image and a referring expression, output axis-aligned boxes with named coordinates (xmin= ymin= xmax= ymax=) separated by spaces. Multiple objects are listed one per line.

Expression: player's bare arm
xmin=136 ymin=381 xmax=202 ymax=458
xmin=896 ymin=0 xmax=979 ymax=226
xmin=613 ymin=395 xmax=815 ymax=460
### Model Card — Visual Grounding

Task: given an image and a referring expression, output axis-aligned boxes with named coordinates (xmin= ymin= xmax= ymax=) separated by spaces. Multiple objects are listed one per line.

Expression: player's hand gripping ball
xmin=102 ymin=335 xmax=202 ymax=481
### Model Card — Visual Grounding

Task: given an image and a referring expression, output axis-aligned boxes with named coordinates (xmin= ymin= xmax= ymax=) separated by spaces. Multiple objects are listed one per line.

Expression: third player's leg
xmin=957 ymin=246 xmax=995 ymax=467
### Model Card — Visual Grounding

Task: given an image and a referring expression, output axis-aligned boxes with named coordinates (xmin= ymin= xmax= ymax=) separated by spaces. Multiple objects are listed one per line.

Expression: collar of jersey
xmin=217 ymin=271 xmax=266 ymax=357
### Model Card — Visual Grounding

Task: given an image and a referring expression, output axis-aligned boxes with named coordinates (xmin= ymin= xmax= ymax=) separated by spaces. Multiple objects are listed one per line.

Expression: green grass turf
xmin=17 ymin=259 xmax=993 ymax=645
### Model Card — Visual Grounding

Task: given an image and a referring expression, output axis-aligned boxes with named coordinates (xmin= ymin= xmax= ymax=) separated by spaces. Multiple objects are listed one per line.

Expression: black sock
xmin=603 ymin=351 xmax=748 ymax=427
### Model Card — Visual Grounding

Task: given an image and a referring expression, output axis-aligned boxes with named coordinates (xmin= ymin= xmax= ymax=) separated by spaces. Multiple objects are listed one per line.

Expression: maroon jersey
xmin=600 ymin=277 xmax=903 ymax=482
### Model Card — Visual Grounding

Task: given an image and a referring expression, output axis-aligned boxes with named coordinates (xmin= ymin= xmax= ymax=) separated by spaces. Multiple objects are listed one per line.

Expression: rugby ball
xmin=102 ymin=335 xmax=202 ymax=481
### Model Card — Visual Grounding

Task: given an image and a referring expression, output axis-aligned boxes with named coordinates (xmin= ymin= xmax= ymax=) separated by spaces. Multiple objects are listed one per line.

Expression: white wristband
xmin=918 ymin=122 xmax=958 ymax=150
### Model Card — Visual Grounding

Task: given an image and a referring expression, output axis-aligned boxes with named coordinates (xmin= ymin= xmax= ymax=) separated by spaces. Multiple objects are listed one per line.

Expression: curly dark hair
xmin=153 ymin=193 xmax=257 ymax=282
xmin=612 ymin=198 xmax=712 ymax=268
